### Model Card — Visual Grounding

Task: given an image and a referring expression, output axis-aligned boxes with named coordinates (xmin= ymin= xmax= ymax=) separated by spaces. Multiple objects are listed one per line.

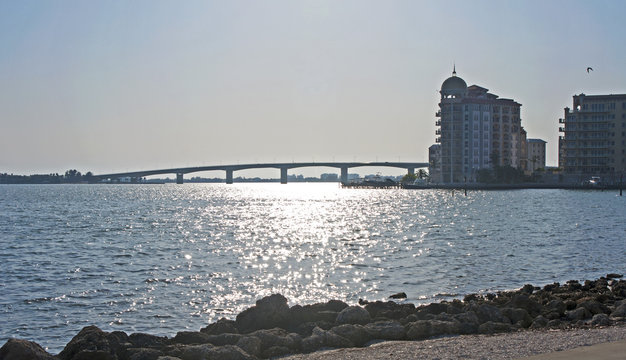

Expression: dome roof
xmin=441 ymin=74 xmax=467 ymax=92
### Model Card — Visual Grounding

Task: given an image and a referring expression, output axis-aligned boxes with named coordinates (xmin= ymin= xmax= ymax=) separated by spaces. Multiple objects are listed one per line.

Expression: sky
xmin=2 ymin=0 xmax=626 ymax=177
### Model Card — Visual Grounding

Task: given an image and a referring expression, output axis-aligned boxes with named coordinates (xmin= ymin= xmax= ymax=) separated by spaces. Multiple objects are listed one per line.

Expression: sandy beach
xmin=280 ymin=324 xmax=626 ymax=360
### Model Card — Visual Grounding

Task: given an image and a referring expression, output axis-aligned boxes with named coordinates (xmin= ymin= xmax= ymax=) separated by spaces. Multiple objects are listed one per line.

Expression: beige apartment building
xmin=558 ymin=93 xmax=626 ymax=179
xmin=526 ymin=138 xmax=546 ymax=173
xmin=433 ymin=69 xmax=524 ymax=183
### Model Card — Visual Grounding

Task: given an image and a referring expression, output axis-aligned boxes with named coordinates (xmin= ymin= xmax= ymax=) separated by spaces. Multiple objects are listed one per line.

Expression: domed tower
xmin=440 ymin=66 xmax=467 ymax=100
xmin=436 ymin=66 xmax=467 ymax=183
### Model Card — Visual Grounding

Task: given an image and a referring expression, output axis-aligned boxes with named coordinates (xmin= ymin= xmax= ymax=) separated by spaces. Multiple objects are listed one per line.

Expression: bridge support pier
xmin=226 ymin=169 xmax=233 ymax=184
xmin=176 ymin=173 xmax=184 ymax=184
xmin=407 ymin=167 xmax=415 ymax=176
xmin=340 ymin=167 xmax=348 ymax=184
xmin=280 ymin=168 xmax=288 ymax=184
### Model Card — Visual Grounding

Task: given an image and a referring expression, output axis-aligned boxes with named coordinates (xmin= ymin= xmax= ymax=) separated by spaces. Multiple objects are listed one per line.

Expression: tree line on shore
xmin=0 ymin=169 xmax=94 ymax=184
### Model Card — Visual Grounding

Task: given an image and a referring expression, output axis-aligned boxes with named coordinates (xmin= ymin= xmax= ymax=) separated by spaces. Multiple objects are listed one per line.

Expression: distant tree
xmin=64 ymin=169 xmax=83 ymax=182
xmin=416 ymin=169 xmax=429 ymax=179
xmin=401 ymin=172 xmax=417 ymax=184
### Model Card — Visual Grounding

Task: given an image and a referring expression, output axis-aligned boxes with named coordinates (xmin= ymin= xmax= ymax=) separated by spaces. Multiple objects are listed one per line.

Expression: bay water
xmin=1 ymin=183 xmax=624 ymax=353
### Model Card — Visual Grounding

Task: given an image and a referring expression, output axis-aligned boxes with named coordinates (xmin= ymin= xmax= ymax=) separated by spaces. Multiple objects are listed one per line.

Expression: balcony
xmin=435 ymin=111 xmax=441 ymax=117
xmin=435 ymin=129 xmax=441 ymax=135
xmin=559 ymin=118 xmax=565 ymax=123
xmin=435 ymin=120 xmax=441 ymax=126
xmin=559 ymin=127 xmax=565 ymax=132
xmin=435 ymin=137 xmax=441 ymax=143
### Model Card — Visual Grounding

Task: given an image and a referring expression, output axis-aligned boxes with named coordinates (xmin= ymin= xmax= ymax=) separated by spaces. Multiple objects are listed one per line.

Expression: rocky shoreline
xmin=2 ymin=274 xmax=625 ymax=360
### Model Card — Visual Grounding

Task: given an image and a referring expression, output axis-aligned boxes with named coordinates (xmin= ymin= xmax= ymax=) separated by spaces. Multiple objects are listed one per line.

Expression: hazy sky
xmin=2 ymin=0 xmax=625 ymax=176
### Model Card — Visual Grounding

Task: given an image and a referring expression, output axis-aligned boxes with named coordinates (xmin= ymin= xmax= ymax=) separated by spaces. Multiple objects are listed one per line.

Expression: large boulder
xmin=478 ymin=321 xmax=514 ymax=334
xmin=364 ymin=301 xmax=415 ymax=320
xmin=610 ymin=302 xmax=626 ymax=318
xmin=501 ymin=308 xmax=532 ymax=328
xmin=329 ymin=324 xmax=371 ymax=347
xmin=405 ymin=320 xmax=459 ymax=340
xmin=128 ymin=333 xmax=169 ymax=349
xmin=300 ymin=327 xmax=353 ymax=353
xmin=335 ymin=306 xmax=371 ymax=325
xmin=0 ymin=339 xmax=56 ymax=360
xmin=173 ymin=344 xmax=255 ymax=360
xmin=235 ymin=294 xmax=290 ymax=333
xmin=172 ymin=331 xmax=211 ymax=345
xmin=247 ymin=328 xmax=301 ymax=353
xmin=364 ymin=321 xmax=406 ymax=340
xmin=504 ymin=294 xmax=542 ymax=317
xmin=473 ymin=304 xmax=506 ymax=324
xmin=58 ymin=325 xmax=127 ymax=360
xmin=201 ymin=318 xmax=238 ymax=335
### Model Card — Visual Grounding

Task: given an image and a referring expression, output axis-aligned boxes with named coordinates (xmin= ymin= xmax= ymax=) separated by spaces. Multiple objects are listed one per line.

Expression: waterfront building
xmin=558 ymin=93 xmax=626 ymax=177
xmin=527 ymin=138 xmax=547 ymax=172
xmin=428 ymin=144 xmax=442 ymax=183
xmin=434 ymin=68 xmax=524 ymax=183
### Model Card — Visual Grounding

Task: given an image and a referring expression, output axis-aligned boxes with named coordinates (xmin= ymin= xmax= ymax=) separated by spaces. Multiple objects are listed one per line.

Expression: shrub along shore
xmin=1 ymin=274 xmax=625 ymax=360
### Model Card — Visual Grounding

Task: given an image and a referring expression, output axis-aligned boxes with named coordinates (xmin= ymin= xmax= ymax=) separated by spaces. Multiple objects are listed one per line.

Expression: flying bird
xmin=587 ymin=67 xmax=593 ymax=73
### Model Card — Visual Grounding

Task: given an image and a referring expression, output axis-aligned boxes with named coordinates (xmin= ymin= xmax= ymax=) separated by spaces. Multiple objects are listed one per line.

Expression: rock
xmin=505 ymin=294 xmax=542 ymax=317
xmin=543 ymin=282 xmax=560 ymax=292
xmin=288 ymin=305 xmax=338 ymax=327
xmin=247 ymin=328 xmax=301 ymax=352
xmin=262 ymin=346 xmax=291 ymax=358
xmin=235 ymin=336 xmax=262 ymax=358
xmin=473 ymin=304 xmax=506 ymax=324
xmin=175 ymin=344 xmax=255 ymax=360
xmin=330 ymin=324 xmax=371 ymax=347
xmin=578 ymin=300 xmax=610 ymax=315
xmin=478 ymin=321 xmax=514 ymax=334
xmin=389 ymin=292 xmax=407 ymax=299
xmin=607 ymin=273 xmax=623 ymax=279
xmin=405 ymin=320 xmax=459 ymax=340
xmin=201 ymin=318 xmax=238 ymax=335
xmin=172 ymin=331 xmax=211 ymax=345
xmin=364 ymin=301 xmax=415 ymax=320
xmin=58 ymin=325 xmax=126 ymax=360
xmin=542 ymin=299 xmax=566 ymax=317
xmin=530 ymin=315 xmax=549 ymax=329
xmin=520 ymin=284 xmax=535 ymax=294
xmin=453 ymin=311 xmax=480 ymax=334
xmin=300 ymin=327 xmax=353 ymax=353
xmin=564 ymin=300 xmax=577 ymax=310
xmin=418 ymin=302 xmax=448 ymax=315
xmin=0 ymin=338 xmax=56 ymax=360
xmin=364 ymin=321 xmax=406 ymax=340
xmin=235 ymin=294 xmax=290 ymax=333
xmin=566 ymin=307 xmax=591 ymax=321
xmin=129 ymin=333 xmax=169 ymax=349
xmin=591 ymin=313 xmax=610 ymax=326
xmin=547 ymin=319 xmax=562 ymax=328
xmin=336 ymin=306 xmax=371 ymax=325
xmin=610 ymin=302 xmax=626 ymax=318
xmin=205 ymin=334 xmax=243 ymax=347
xmin=127 ymin=348 xmax=164 ymax=360
xmin=501 ymin=308 xmax=532 ymax=328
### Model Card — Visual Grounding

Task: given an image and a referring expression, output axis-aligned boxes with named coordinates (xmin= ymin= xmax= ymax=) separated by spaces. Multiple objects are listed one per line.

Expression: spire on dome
xmin=452 ymin=63 xmax=456 ymax=76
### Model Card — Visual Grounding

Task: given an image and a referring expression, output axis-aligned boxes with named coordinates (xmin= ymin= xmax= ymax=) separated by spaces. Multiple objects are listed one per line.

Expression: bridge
xmin=95 ymin=161 xmax=428 ymax=184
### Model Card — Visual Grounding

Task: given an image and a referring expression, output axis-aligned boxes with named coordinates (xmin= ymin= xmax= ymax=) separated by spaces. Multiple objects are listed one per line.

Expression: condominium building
xmin=558 ymin=93 xmax=626 ymax=176
xmin=526 ymin=139 xmax=546 ymax=172
xmin=434 ymin=69 xmax=524 ymax=183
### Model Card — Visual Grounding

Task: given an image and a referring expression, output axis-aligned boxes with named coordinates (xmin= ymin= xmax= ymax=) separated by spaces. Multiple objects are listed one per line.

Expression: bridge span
xmin=96 ymin=161 xmax=428 ymax=184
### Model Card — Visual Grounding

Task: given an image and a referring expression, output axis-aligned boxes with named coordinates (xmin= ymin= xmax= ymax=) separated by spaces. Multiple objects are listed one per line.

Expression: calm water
xmin=0 ymin=184 xmax=624 ymax=353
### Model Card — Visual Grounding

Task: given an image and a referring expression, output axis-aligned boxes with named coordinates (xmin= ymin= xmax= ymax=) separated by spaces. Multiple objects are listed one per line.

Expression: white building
xmin=435 ymin=68 xmax=524 ymax=183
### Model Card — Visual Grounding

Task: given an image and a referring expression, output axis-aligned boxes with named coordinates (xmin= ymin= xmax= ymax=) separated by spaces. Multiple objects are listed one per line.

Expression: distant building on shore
xmin=431 ymin=68 xmax=528 ymax=183
xmin=559 ymin=93 xmax=626 ymax=178
xmin=526 ymin=138 xmax=547 ymax=173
